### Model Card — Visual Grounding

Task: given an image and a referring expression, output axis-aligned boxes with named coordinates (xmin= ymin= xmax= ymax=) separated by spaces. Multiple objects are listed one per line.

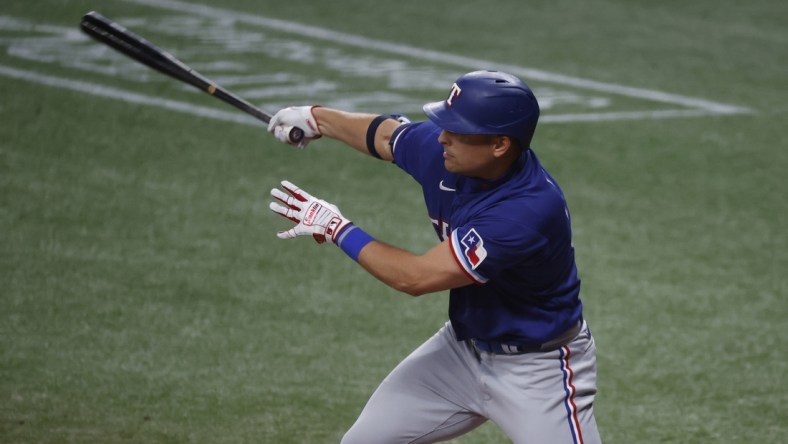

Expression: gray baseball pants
xmin=341 ymin=321 xmax=601 ymax=444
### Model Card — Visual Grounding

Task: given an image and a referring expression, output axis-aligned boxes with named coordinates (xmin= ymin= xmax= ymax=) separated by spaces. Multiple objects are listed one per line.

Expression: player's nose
xmin=437 ymin=130 xmax=450 ymax=146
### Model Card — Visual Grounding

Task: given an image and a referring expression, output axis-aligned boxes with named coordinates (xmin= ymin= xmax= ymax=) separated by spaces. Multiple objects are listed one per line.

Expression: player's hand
xmin=267 ymin=106 xmax=322 ymax=149
xmin=269 ymin=180 xmax=351 ymax=244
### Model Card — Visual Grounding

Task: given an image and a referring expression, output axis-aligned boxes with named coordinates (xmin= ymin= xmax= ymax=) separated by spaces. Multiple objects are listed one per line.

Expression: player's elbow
xmin=389 ymin=271 xmax=449 ymax=297
xmin=391 ymin=280 xmax=429 ymax=297
xmin=385 ymin=264 xmax=468 ymax=297
xmin=383 ymin=269 xmax=435 ymax=296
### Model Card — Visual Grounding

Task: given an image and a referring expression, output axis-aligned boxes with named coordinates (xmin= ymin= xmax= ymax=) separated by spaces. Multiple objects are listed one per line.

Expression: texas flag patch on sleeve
xmin=461 ymin=228 xmax=487 ymax=269
xmin=450 ymin=228 xmax=490 ymax=284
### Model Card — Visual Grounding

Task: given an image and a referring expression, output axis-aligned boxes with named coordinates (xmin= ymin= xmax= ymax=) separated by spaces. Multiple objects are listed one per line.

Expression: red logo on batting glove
xmin=304 ymin=202 xmax=321 ymax=226
xmin=325 ymin=216 xmax=342 ymax=239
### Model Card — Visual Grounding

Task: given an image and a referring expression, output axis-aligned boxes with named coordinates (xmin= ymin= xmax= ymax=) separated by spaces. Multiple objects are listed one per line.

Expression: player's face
xmin=438 ymin=130 xmax=504 ymax=179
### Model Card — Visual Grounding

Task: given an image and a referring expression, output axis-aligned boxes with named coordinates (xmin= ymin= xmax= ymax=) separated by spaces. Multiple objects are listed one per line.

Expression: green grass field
xmin=2 ymin=0 xmax=786 ymax=442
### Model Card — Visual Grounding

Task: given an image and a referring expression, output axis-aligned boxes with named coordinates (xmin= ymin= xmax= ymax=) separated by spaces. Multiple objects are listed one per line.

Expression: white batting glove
xmin=269 ymin=180 xmax=351 ymax=244
xmin=266 ymin=106 xmax=322 ymax=149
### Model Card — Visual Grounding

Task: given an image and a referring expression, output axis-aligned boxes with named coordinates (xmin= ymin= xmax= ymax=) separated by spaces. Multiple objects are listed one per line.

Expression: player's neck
xmin=470 ymin=149 xmax=523 ymax=181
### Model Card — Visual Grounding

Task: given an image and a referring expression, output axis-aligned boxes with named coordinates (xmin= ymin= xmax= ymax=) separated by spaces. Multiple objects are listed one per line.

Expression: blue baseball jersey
xmin=391 ymin=121 xmax=583 ymax=346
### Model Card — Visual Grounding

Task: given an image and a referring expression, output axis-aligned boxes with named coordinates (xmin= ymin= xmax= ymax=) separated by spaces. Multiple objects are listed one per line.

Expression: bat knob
xmin=288 ymin=127 xmax=305 ymax=145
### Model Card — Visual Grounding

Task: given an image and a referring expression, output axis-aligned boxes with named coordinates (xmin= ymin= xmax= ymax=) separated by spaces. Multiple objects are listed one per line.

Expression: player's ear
xmin=492 ymin=136 xmax=515 ymax=158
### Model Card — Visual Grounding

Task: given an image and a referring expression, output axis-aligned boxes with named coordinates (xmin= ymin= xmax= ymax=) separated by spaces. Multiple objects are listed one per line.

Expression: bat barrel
xmin=79 ymin=10 xmax=305 ymax=144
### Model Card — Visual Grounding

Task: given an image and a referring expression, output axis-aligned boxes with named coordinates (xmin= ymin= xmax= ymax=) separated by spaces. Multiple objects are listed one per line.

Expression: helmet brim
xmin=423 ymin=100 xmax=489 ymax=135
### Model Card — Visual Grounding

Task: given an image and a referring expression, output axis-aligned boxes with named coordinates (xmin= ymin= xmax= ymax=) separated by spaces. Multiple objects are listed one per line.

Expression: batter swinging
xmin=267 ymin=70 xmax=602 ymax=443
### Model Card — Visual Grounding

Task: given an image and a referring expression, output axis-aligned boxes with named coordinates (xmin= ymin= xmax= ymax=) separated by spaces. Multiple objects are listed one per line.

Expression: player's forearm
xmin=356 ymin=240 xmax=471 ymax=297
xmin=313 ymin=108 xmax=396 ymax=161
xmin=356 ymin=242 xmax=437 ymax=296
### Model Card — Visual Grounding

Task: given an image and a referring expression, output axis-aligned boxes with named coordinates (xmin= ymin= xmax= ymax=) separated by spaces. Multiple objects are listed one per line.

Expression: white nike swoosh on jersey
xmin=439 ymin=180 xmax=456 ymax=192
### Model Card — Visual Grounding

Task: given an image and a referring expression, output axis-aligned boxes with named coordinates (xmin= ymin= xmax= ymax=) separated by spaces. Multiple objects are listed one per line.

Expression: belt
xmin=468 ymin=320 xmax=583 ymax=355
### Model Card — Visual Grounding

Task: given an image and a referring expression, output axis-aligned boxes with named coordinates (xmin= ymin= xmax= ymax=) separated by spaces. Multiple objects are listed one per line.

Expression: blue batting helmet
xmin=423 ymin=70 xmax=540 ymax=147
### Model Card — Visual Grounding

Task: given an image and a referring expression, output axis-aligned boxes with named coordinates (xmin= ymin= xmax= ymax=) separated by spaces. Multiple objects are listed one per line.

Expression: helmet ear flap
xmin=423 ymin=70 xmax=540 ymax=148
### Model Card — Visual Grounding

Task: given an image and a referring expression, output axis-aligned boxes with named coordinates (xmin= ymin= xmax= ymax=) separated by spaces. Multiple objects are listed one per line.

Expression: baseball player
xmin=267 ymin=70 xmax=601 ymax=444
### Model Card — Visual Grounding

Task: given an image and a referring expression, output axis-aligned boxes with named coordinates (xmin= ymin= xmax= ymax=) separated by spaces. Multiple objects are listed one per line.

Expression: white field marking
xmin=540 ymin=108 xmax=716 ymax=123
xmin=0 ymin=4 xmax=753 ymax=126
xmin=124 ymin=0 xmax=753 ymax=118
xmin=0 ymin=64 xmax=259 ymax=126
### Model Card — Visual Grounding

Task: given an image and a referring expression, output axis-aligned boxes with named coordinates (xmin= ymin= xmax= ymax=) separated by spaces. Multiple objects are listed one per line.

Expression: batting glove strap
xmin=335 ymin=224 xmax=375 ymax=262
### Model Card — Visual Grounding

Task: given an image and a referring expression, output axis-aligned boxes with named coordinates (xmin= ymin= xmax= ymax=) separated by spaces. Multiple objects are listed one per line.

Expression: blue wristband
xmin=335 ymin=224 xmax=375 ymax=262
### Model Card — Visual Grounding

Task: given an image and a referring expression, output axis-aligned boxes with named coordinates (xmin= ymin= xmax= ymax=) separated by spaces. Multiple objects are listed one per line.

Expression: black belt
xmin=468 ymin=320 xmax=583 ymax=355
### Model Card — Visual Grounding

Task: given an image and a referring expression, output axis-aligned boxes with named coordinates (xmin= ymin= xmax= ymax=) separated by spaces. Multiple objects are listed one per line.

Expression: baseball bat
xmin=79 ymin=11 xmax=304 ymax=144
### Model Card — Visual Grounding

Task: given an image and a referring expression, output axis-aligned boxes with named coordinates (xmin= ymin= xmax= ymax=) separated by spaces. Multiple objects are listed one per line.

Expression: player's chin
xmin=443 ymin=154 xmax=457 ymax=171
xmin=443 ymin=159 xmax=457 ymax=172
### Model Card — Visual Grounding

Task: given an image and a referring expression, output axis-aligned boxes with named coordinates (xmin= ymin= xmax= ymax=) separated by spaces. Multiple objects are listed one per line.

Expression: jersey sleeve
xmin=391 ymin=121 xmax=444 ymax=184
xmin=449 ymin=215 xmax=548 ymax=284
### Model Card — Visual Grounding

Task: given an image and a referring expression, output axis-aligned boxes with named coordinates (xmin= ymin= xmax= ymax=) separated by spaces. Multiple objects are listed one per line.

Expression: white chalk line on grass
xmin=0 ymin=0 xmax=753 ymax=127
xmin=0 ymin=64 xmax=257 ymax=126
xmin=0 ymin=64 xmax=740 ymax=126
xmin=125 ymin=0 xmax=752 ymax=117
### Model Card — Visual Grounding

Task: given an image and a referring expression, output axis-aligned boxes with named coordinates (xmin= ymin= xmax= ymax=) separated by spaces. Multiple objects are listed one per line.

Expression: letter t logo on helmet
xmin=447 ymin=83 xmax=462 ymax=106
